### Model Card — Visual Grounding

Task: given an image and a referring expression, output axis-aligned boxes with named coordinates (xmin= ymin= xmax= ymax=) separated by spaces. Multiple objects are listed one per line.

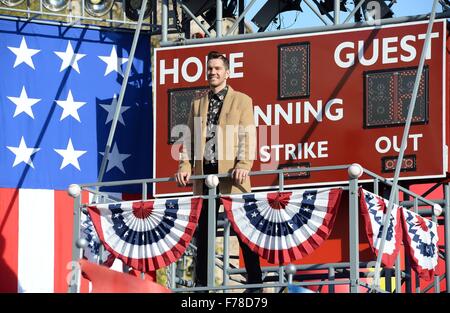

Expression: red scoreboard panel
xmin=153 ymin=20 xmax=448 ymax=196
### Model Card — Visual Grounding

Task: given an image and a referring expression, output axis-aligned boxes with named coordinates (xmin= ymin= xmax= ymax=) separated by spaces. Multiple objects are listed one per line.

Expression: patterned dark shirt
xmin=204 ymin=85 xmax=228 ymax=164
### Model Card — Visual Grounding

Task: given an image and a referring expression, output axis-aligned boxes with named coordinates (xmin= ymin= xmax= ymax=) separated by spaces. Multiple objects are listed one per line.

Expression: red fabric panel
xmin=79 ymin=259 xmax=171 ymax=293
xmin=0 ymin=188 xmax=19 ymax=292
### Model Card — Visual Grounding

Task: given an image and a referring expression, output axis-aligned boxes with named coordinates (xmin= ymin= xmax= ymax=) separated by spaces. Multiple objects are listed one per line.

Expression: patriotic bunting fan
xmin=87 ymin=197 xmax=202 ymax=272
xmin=359 ymin=189 xmax=402 ymax=268
xmin=221 ymin=188 xmax=343 ymax=264
xmin=401 ymin=208 xmax=439 ymax=280
xmin=80 ymin=211 xmax=112 ymax=266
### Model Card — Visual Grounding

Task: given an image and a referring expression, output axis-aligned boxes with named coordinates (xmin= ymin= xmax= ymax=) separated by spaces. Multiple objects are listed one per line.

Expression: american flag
xmin=0 ymin=17 xmax=152 ymax=292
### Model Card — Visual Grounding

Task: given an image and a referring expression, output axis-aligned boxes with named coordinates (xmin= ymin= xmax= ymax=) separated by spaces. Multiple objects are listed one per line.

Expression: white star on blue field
xmin=0 ymin=18 xmax=153 ymax=193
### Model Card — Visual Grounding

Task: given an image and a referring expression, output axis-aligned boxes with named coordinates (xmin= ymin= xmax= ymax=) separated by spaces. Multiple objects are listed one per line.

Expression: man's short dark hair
xmin=207 ymin=51 xmax=229 ymax=70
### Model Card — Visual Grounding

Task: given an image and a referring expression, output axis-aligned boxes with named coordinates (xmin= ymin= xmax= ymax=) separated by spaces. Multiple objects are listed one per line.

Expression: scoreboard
xmin=153 ymin=20 xmax=448 ymax=196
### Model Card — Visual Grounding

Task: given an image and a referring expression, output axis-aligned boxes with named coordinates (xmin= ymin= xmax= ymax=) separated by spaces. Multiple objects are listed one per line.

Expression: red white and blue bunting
xmin=87 ymin=197 xmax=202 ymax=272
xmin=360 ymin=188 xmax=439 ymax=280
xmin=85 ymin=188 xmax=439 ymax=279
xmin=359 ymin=189 xmax=403 ymax=268
xmin=80 ymin=211 xmax=113 ymax=266
xmin=400 ymin=207 xmax=439 ymax=280
xmin=221 ymin=188 xmax=343 ymax=264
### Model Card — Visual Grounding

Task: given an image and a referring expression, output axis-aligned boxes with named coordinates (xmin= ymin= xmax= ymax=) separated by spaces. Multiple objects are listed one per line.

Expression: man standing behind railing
xmin=175 ymin=51 xmax=262 ymax=293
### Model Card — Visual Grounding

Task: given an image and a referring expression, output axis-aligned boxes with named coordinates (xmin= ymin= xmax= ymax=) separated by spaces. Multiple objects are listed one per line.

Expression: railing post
xmin=413 ymin=198 xmax=421 ymax=293
xmin=432 ymin=204 xmax=440 ymax=293
xmin=328 ymin=266 xmax=335 ymax=293
xmin=348 ymin=169 xmax=360 ymax=293
xmin=373 ymin=178 xmax=379 ymax=196
xmin=279 ymin=172 xmax=284 ymax=191
xmin=207 ymin=185 xmax=217 ymax=288
xmin=169 ymin=262 xmax=176 ymax=289
xmin=142 ymin=182 xmax=147 ymax=200
xmin=68 ymin=194 xmax=82 ymax=293
xmin=394 ymin=257 xmax=401 ymax=293
xmin=403 ymin=190 xmax=412 ymax=293
xmin=394 ymin=193 xmax=401 ymax=293
xmin=223 ymin=217 xmax=230 ymax=292
xmin=278 ymin=265 xmax=285 ymax=293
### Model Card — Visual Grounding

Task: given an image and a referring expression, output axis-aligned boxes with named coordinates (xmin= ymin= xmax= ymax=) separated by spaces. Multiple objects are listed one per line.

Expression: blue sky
xmin=244 ymin=0 xmax=444 ymax=32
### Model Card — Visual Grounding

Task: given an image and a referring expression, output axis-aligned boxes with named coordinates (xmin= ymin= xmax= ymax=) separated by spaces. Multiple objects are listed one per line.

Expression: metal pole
xmin=142 ymin=182 xmax=147 ymax=200
xmin=303 ymin=0 xmax=331 ymax=25
xmin=169 ymin=262 xmax=176 ymax=289
xmin=404 ymin=191 xmax=412 ymax=293
xmin=68 ymin=195 xmax=82 ymax=293
xmin=278 ymin=266 xmax=285 ymax=293
xmin=207 ymin=186 xmax=217 ymax=288
xmin=225 ymin=0 xmax=258 ymax=36
xmin=279 ymin=172 xmax=285 ymax=191
xmin=394 ymin=193 xmax=401 ymax=293
xmin=334 ymin=0 xmax=340 ymax=24
xmin=374 ymin=177 xmax=379 ymax=195
xmin=287 ymin=268 xmax=294 ymax=285
xmin=179 ymin=3 xmax=212 ymax=37
xmin=432 ymin=208 xmax=440 ymax=293
xmin=223 ymin=218 xmax=230 ymax=291
xmin=343 ymin=0 xmax=365 ymax=24
xmin=371 ymin=0 xmax=439 ymax=290
xmin=216 ymin=0 xmax=222 ymax=37
xmin=328 ymin=267 xmax=336 ymax=293
xmin=413 ymin=198 xmax=421 ymax=293
xmin=238 ymin=0 xmax=244 ymax=34
xmin=349 ymin=176 xmax=359 ymax=293
xmin=97 ymin=0 xmax=148 ymax=184
xmin=394 ymin=248 xmax=401 ymax=292
xmin=162 ymin=0 xmax=168 ymax=42
xmin=445 ymin=183 xmax=450 ymax=293
xmin=414 ymin=197 xmax=420 ymax=293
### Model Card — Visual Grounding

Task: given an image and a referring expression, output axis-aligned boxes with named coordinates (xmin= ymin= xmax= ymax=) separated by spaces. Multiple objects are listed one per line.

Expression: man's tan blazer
xmin=179 ymin=86 xmax=256 ymax=195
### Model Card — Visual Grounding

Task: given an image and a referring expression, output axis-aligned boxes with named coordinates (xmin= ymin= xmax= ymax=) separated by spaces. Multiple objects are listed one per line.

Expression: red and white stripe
xmin=0 ymin=188 xmax=77 ymax=293
xmin=0 ymin=188 xmax=128 ymax=293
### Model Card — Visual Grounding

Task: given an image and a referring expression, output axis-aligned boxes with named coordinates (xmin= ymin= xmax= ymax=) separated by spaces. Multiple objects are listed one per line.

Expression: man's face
xmin=207 ymin=58 xmax=229 ymax=88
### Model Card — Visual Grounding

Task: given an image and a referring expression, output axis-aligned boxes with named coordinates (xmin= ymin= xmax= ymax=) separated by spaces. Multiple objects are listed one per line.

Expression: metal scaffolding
xmin=159 ymin=0 xmax=450 ymax=46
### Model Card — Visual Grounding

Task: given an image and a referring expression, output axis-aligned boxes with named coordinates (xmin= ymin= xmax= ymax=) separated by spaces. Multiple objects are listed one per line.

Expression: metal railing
xmin=68 ymin=164 xmax=449 ymax=293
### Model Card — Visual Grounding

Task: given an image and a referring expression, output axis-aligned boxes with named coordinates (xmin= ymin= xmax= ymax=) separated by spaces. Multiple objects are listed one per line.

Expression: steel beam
xmin=97 ymin=0 xmax=148 ymax=184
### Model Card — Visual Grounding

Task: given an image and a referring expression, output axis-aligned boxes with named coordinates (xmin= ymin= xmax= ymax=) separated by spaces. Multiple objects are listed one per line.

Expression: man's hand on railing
xmin=232 ymin=168 xmax=249 ymax=185
xmin=175 ymin=171 xmax=191 ymax=187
